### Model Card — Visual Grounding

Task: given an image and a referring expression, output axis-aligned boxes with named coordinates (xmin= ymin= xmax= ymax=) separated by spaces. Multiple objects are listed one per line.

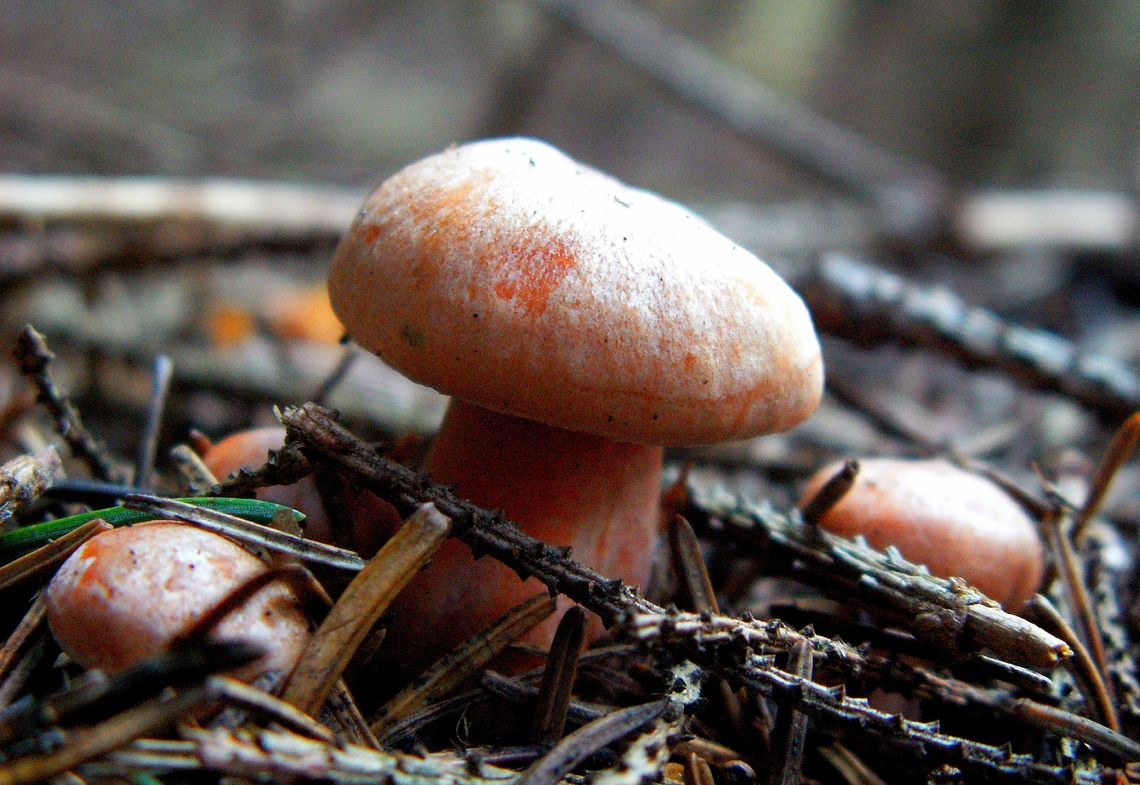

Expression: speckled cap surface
xmin=46 ymin=523 xmax=311 ymax=677
xmin=329 ymin=138 xmax=823 ymax=445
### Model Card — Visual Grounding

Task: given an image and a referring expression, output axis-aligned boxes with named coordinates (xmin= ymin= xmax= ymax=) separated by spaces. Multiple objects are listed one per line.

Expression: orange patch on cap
xmin=490 ymin=237 xmax=576 ymax=317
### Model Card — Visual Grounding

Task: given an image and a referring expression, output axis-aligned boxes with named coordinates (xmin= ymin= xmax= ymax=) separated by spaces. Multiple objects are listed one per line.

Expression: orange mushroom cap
xmin=328 ymin=137 xmax=823 ymax=446
xmin=202 ymin=427 xmax=398 ymax=554
xmin=200 ymin=426 xmax=290 ymax=480
xmin=46 ymin=522 xmax=311 ymax=679
xmin=799 ymin=458 xmax=1045 ymax=609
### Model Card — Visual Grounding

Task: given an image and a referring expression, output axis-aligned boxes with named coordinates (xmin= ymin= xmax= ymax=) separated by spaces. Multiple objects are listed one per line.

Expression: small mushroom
xmin=200 ymin=427 xmax=398 ymax=554
xmin=799 ymin=458 xmax=1044 ymax=608
xmin=46 ymin=522 xmax=311 ymax=680
xmin=328 ymin=138 xmax=823 ymax=666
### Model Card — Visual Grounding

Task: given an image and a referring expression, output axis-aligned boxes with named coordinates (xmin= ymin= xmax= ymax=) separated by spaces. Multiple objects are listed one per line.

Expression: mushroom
xmin=799 ymin=458 xmax=1044 ymax=608
xmin=328 ymin=138 xmax=823 ymax=667
xmin=200 ymin=426 xmax=398 ymax=554
xmin=46 ymin=522 xmax=311 ymax=680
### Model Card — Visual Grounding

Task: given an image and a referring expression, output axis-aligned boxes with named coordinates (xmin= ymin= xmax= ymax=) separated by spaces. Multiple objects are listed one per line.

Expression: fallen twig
xmin=13 ymin=325 xmax=123 ymax=482
xmin=802 ymin=255 xmax=1140 ymax=422
xmin=677 ymin=468 xmax=1069 ymax=669
xmin=184 ymin=725 xmax=518 ymax=785
xmin=0 ymin=174 xmax=360 ymax=235
xmin=121 ymin=493 xmax=364 ymax=572
xmin=537 ymin=0 xmax=948 ymax=240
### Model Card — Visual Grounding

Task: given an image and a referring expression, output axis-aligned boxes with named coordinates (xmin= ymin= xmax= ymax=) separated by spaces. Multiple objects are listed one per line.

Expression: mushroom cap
xmin=201 ymin=426 xmax=289 ymax=481
xmin=202 ymin=427 xmax=399 ymax=554
xmin=46 ymin=522 xmax=311 ymax=678
xmin=800 ymin=458 xmax=1044 ymax=608
xmin=329 ymin=138 xmax=823 ymax=445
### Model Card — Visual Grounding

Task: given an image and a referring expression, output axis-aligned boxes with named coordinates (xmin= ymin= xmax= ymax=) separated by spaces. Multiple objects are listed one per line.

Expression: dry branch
xmin=275 ymin=402 xmax=1067 ymax=670
xmin=13 ymin=325 xmax=123 ymax=482
xmin=0 ymin=174 xmax=361 ymax=235
xmin=802 ymin=255 xmax=1140 ymax=421
xmin=677 ymin=469 xmax=1069 ymax=669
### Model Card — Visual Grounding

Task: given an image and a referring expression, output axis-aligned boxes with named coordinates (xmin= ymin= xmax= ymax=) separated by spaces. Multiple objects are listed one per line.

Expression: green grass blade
xmin=0 ymin=497 xmax=305 ymax=560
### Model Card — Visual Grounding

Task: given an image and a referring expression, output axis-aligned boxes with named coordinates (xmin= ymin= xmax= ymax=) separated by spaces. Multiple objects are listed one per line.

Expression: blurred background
xmin=0 ymin=0 xmax=1136 ymax=508
xmin=3 ymin=1 xmax=1137 ymax=195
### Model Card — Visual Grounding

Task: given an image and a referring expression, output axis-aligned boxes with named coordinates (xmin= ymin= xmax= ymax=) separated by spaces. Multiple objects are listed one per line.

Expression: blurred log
xmin=1 ymin=176 xmax=1133 ymax=270
xmin=954 ymin=189 xmax=1138 ymax=255
xmin=0 ymin=175 xmax=361 ymax=234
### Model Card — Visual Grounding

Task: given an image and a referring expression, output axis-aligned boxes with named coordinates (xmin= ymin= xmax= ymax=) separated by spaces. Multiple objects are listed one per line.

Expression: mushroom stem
xmin=382 ymin=398 xmax=663 ymax=670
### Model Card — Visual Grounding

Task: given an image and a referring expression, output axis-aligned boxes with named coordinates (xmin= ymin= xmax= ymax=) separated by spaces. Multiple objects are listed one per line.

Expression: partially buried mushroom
xmin=328 ymin=138 xmax=824 ymax=668
xmin=46 ymin=522 xmax=311 ymax=681
xmin=799 ymin=458 xmax=1044 ymax=609
xmin=200 ymin=426 xmax=399 ymax=555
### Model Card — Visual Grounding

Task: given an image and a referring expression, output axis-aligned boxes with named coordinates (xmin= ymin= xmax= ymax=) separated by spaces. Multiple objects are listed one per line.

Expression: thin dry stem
xmin=1040 ymin=507 xmax=1112 ymax=702
xmin=370 ymin=592 xmax=556 ymax=740
xmin=122 ymin=492 xmax=364 ymax=572
xmin=530 ymin=605 xmax=588 ymax=745
xmin=1075 ymin=411 xmax=1140 ymax=539
xmin=1025 ymin=594 xmax=1119 ymax=732
xmin=281 ymin=503 xmax=451 ymax=716
xmin=13 ymin=325 xmax=122 ymax=482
